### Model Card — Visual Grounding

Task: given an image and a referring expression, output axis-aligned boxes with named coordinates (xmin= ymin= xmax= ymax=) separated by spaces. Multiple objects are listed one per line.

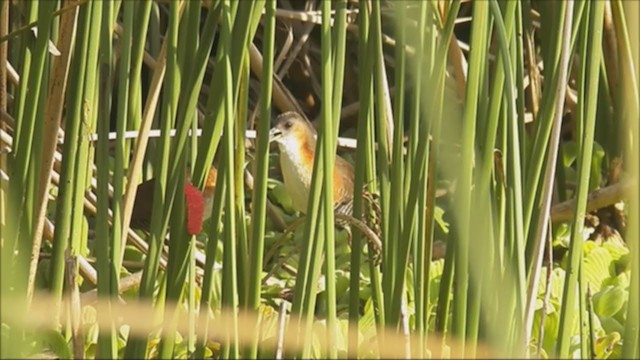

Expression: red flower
xmin=184 ymin=182 xmax=205 ymax=235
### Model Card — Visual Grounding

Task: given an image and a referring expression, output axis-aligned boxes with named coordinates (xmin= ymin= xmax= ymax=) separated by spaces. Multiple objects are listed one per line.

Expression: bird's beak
xmin=269 ymin=127 xmax=281 ymax=143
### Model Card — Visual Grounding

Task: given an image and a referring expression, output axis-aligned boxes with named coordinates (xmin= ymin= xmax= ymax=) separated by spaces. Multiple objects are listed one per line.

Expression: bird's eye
xmin=284 ymin=121 xmax=292 ymax=129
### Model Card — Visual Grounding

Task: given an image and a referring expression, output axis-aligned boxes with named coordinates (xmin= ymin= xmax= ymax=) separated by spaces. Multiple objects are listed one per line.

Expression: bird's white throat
xmin=277 ymin=142 xmax=313 ymax=214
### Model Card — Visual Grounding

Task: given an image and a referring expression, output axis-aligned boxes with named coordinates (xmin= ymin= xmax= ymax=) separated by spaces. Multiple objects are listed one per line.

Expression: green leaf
xmin=123 ymin=244 xmax=145 ymax=263
xmin=429 ymin=259 xmax=445 ymax=281
xmin=602 ymin=272 xmax=630 ymax=288
xmin=434 ymin=206 xmax=449 ymax=233
xmin=359 ymin=298 xmax=376 ymax=337
xmin=561 ymin=141 xmax=605 ymax=192
xmin=593 ymin=331 xmax=621 ymax=359
xmin=258 ymin=303 xmax=280 ymax=342
xmin=593 ymin=285 xmax=627 ymax=318
xmin=562 ymin=141 xmax=579 ymax=168
xmin=553 ymin=223 xmax=571 ymax=248
xmin=85 ymin=323 xmax=99 ymax=347
xmin=600 ymin=316 xmax=625 ymax=335
xmin=589 ymin=142 xmax=606 ymax=190
xmin=583 ymin=246 xmax=614 ymax=292
xmin=268 ymin=179 xmax=295 ymax=214
xmin=82 ymin=305 xmax=97 ymax=326
xmin=85 ymin=343 xmax=96 ymax=359
xmin=337 ymin=319 xmax=350 ymax=354
xmin=550 ymin=267 xmax=567 ymax=301
xmin=542 ymin=309 xmax=561 ymax=351
xmin=602 ymin=236 xmax=629 ymax=255
xmin=41 ymin=330 xmax=73 ymax=359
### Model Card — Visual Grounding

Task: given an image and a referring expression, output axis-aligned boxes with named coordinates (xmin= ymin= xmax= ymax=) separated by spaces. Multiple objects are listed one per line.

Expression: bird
xmin=268 ymin=111 xmax=382 ymax=264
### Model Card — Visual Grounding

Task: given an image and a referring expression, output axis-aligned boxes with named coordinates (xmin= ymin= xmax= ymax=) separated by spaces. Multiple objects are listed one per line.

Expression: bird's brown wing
xmin=333 ymin=155 xmax=354 ymax=207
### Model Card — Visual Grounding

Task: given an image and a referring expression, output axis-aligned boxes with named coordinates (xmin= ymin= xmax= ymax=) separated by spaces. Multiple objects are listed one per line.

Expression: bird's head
xmin=269 ymin=112 xmax=317 ymax=154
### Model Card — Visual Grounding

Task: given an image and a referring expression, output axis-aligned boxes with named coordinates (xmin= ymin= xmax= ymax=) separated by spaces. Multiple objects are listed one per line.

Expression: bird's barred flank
xmin=334 ymin=188 xmax=383 ymax=265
